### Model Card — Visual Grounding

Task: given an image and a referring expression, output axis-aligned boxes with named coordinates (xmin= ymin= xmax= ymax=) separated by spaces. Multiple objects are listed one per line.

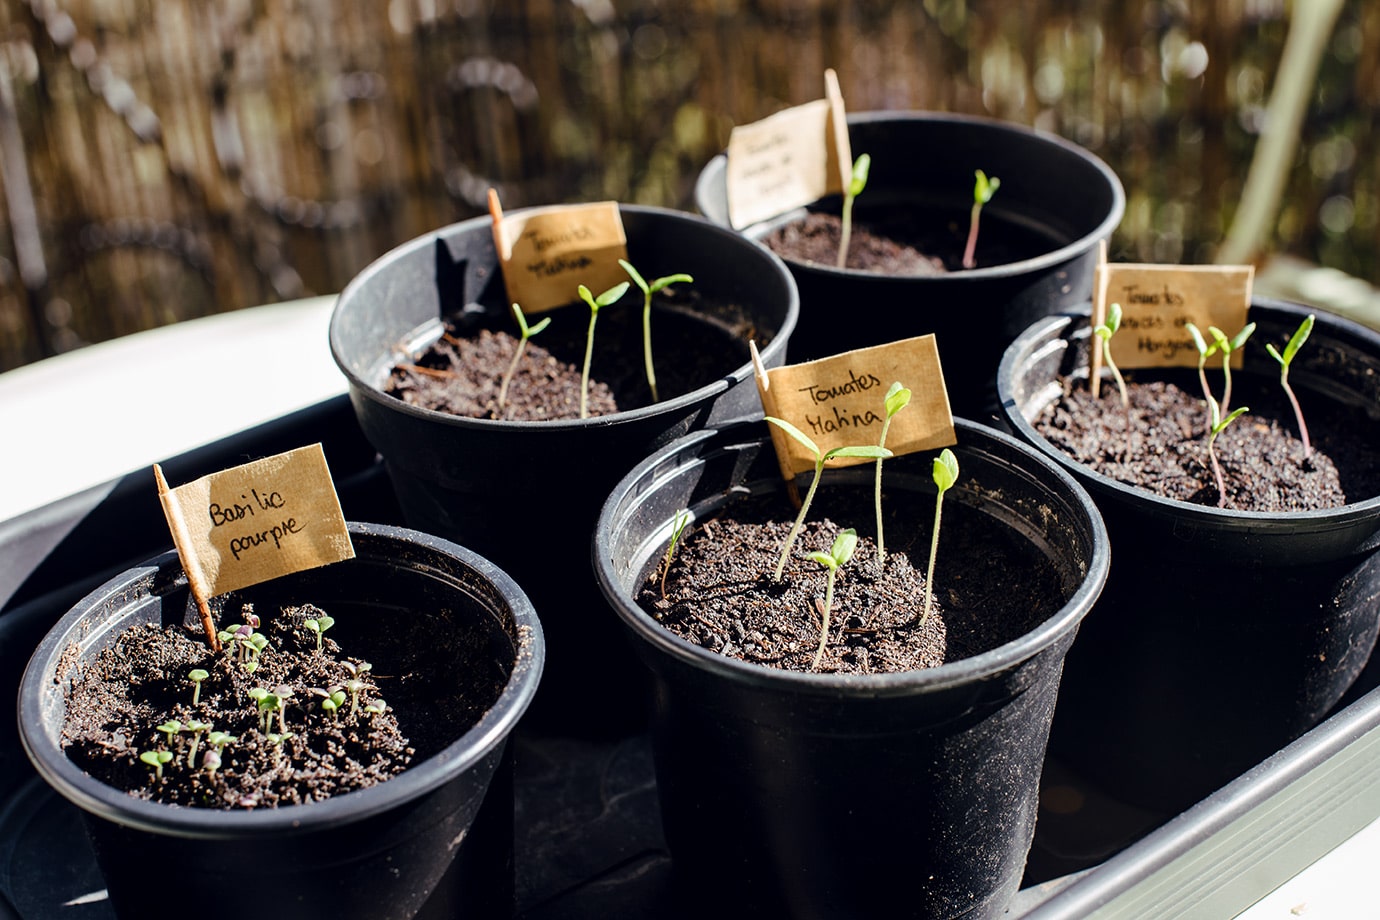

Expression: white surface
xmin=0 ymin=296 xmax=345 ymax=523
xmin=1234 ymin=815 xmax=1380 ymax=919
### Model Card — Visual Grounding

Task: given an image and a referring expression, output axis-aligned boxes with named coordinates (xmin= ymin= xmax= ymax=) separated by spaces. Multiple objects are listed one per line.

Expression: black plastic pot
xmin=997 ymin=299 xmax=1380 ymax=813
xmin=694 ymin=111 xmax=1124 ymax=419
xmin=330 ymin=204 xmax=797 ymax=734
xmin=18 ymin=522 xmax=544 ymax=920
xmin=593 ymin=421 xmax=1109 ymax=919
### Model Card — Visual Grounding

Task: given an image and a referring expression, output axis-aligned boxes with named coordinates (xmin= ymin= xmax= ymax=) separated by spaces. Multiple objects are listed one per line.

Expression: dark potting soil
xmin=763 ymin=211 xmax=947 ymax=276
xmin=641 ymin=487 xmax=1067 ymax=674
xmin=60 ymin=601 xmax=507 ymax=809
xmin=1033 ymin=371 xmax=1380 ymax=511
xmin=385 ymin=286 xmax=763 ymax=421
xmin=761 ymin=207 xmax=1051 ymax=275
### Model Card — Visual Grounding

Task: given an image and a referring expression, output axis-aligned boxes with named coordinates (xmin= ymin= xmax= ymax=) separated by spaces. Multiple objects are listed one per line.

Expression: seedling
xmin=304 ymin=614 xmax=335 ymax=651
xmin=346 ymin=679 xmax=366 ymax=717
xmin=619 ymin=259 xmax=693 ymax=403
xmin=184 ymin=719 xmax=211 ymax=767
xmin=837 ymin=153 xmax=871 ymax=270
xmin=315 ymin=687 xmax=347 ymax=721
xmin=659 ymin=509 xmax=691 ymax=600
xmin=1265 ymin=314 xmax=1315 ymax=460
xmin=1184 ymin=323 xmax=1212 ymax=399
xmin=874 ymin=382 xmax=911 ymax=566
xmin=1207 ymin=323 xmax=1256 ymax=414
xmin=1094 ymin=302 xmax=1129 ymax=408
xmin=202 ymin=748 xmax=223 ymax=773
xmin=188 ymin=668 xmax=209 ymax=707
xmin=271 ymin=684 xmax=294 ymax=735
xmin=806 ymin=528 xmax=858 ymax=671
xmin=139 ymin=749 xmax=173 ymax=781
xmin=962 ymin=169 xmax=1001 ymax=270
xmin=497 ymin=302 xmax=551 ymax=411
xmin=921 ymin=448 xmax=959 ymax=627
xmin=576 ymin=281 xmax=632 ymax=419
xmin=764 ymin=416 xmax=892 ymax=581
xmin=1207 ymin=402 xmax=1250 ymax=508
xmin=364 ymin=699 xmax=388 ymax=718
xmin=266 ymin=732 xmax=296 ymax=763
xmin=206 ymin=730 xmax=236 ymax=754
xmin=156 ymin=719 xmax=183 ymax=751
xmin=247 ymin=687 xmax=279 ymax=734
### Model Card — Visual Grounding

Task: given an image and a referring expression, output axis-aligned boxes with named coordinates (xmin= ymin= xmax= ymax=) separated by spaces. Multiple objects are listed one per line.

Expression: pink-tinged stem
xmin=1209 ymin=444 xmax=1228 ymax=508
xmin=962 ymin=203 xmax=981 ymax=269
xmin=1282 ymin=372 xmax=1312 ymax=459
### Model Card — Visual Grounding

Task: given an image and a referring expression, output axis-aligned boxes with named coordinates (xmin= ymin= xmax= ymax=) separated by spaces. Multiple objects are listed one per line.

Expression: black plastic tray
xmin=3 ymin=396 xmax=1378 ymax=918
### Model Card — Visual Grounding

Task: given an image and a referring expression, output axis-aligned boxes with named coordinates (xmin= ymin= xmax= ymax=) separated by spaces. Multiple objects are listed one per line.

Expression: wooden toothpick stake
xmin=1090 ymin=239 xmax=1109 ymax=399
xmin=154 ymin=464 xmax=221 ymax=651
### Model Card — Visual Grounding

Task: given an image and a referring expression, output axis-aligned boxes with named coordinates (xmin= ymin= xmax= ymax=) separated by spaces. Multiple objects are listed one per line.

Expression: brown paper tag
xmin=725 ymin=69 xmax=852 ymax=229
xmin=755 ymin=335 xmax=956 ymax=479
xmin=492 ymin=201 xmax=630 ymax=313
xmin=156 ymin=443 xmax=355 ymax=599
xmin=1094 ymin=263 xmax=1255 ymax=370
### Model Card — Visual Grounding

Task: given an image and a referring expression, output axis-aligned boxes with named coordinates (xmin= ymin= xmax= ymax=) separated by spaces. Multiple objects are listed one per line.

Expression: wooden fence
xmin=0 ymin=0 xmax=1376 ymax=370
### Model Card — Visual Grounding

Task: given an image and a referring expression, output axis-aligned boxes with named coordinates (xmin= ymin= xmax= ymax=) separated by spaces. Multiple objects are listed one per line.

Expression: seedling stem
xmin=764 ymin=417 xmax=891 ymax=581
xmin=619 ymin=259 xmax=692 ymax=403
xmin=837 ymin=154 xmax=871 ymax=269
xmin=806 ymin=529 xmax=858 ymax=670
xmin=921 ymin=449 xmax=959 ymax=627
xmin=576 ymin=282 xmax=631 ymax=419
xmin=962 ymin=170 xmax=1001 ymax=269
xmin=497 ymin=302 xmax=551 ymax=411
xmin=874 ymin=382 xmax=911 ymax=566
xmin=1265 ymin=314 xmax=1315 ymax=460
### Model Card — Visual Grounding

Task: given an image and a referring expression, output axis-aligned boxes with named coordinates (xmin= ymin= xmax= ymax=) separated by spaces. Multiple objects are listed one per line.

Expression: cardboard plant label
xmin=755 ymin=335 xmax=956 ymax=479
xmin=1094 ymin=262 xmax=1255 ymax=370
xmin=156 ymin=443 xmax=355 ymax=600
xmin=491 ymin=200 xmax=630 ymax=313
xmin=724 ymin=68 xmax=852 ymax=229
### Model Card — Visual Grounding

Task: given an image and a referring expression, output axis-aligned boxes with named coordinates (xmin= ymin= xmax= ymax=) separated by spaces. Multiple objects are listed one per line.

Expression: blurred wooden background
xmin=0 ymin=0 xmax=1376 ymax=371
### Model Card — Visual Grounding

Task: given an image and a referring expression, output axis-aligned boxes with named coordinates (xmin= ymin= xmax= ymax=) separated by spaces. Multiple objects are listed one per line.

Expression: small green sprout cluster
xmin=217 ymin=610 xmax=269 ymax=673
xmin=304 ymin=614 xmax=335 ymax=651
xmin=137 ymin=605 xmax=394 ymax=792
xmin=248 ymin=685 xmax=292 ymax=736
xmin=763 ymin=383 xmax=962 ymax=669
xmin=962 ymin=169 xmax=1001 ymax=270
xmin=311 ymin=660 xmax=384 ymax=722
xmin=140 ymin=718 xmax=238 ymax=782
xmin=1184 ymin=321 xmax=1256 ymax=507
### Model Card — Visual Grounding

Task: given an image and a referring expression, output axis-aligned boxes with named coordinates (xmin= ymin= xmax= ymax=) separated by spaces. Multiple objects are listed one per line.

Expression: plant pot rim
xmin=694 ymin=109 xmax=1127 ymax=282
xmin=595 ymin=418 xmax=1110 ymax=699
xmin=997 ymin=297 xmax=1380 ymax=530
xmin=17 ymin=521 xmax=544 ymax=840
xmin=329 ymin=202 xmax=799 ymax=433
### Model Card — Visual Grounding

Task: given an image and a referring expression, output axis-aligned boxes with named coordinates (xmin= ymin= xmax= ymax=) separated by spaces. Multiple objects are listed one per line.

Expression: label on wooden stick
xmin=156 ymin=444 xmax=355 ymax=599
xmin=492 ymin=201 xmax=629 ymax=313
xmin=1094 ymin=263 xmax=1255 ymax=370
xmin=725 ymin=69 xmax=852 ymax=229
xmin=755 ymin=336 xmax=956 ymax=479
